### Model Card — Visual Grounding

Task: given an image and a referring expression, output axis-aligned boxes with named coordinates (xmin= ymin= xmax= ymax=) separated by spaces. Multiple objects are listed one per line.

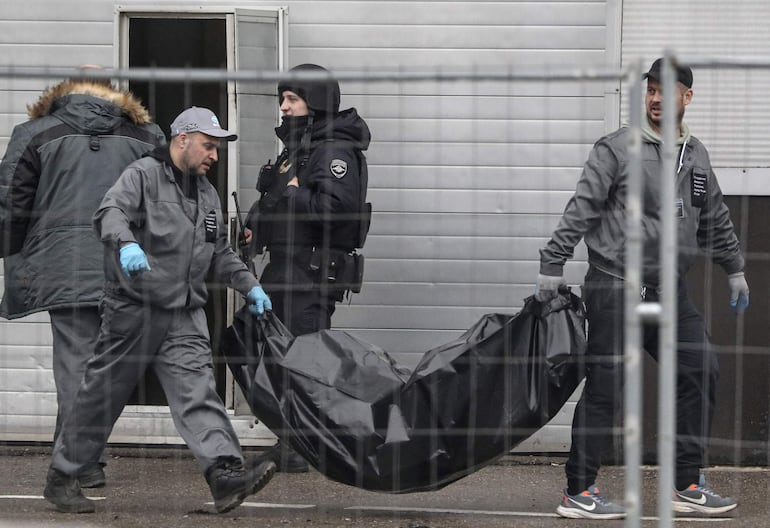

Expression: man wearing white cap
xmin=44 ymin=107 xmax=275 ymax=515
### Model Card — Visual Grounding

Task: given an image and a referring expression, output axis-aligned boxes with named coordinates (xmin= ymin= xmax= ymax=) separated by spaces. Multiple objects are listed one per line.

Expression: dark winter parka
xmin=0 ymin=81 xmax=166 ymax=318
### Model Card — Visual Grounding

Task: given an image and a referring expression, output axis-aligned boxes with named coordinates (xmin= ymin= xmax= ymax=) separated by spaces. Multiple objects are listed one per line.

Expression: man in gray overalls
xmin=44 ymin=107 xmax=276 ymax=514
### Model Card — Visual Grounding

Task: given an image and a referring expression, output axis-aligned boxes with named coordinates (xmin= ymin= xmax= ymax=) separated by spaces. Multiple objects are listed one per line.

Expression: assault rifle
xmin=231 ymin=191 xmax=254 ymax=274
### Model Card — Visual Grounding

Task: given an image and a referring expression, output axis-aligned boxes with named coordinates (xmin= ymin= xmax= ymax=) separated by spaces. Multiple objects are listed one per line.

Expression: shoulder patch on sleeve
xmin=330 ymin=159 xmax=348 ymax=179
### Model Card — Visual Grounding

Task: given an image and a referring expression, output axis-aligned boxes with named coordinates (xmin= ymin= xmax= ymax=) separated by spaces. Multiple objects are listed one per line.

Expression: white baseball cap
xmin=170 ymin=106 xmax=237 ymax=140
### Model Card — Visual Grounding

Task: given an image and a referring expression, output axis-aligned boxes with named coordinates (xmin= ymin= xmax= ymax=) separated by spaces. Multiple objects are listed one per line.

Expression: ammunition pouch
xmin=307 ymin=247 xmax=365 ymax=297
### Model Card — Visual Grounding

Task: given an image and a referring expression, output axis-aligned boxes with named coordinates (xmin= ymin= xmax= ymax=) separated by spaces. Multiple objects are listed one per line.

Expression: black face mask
xmin=274 ymin=115 xmax=310 ymax=151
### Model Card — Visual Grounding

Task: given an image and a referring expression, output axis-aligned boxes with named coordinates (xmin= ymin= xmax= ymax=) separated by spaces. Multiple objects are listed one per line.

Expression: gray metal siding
xmin=0 ymin=0 xmax=104 ymax=442
xmin=0 ymin=0 xmax=610 ymax=451
xmin=234 ymin=9 xmax=284 ymax=205
xmin=621 ymin=0 xmax=770 ymax=171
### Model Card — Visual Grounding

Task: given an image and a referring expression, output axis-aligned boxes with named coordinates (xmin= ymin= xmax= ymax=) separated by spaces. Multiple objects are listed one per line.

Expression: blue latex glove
xmin=535 ymin=273 xmax=567 ymax=302
xmin=246 ymin=286 xmax=272 ymax=315
xmin=728 ymin=272 xmax=749 ymax=315
xmin=119 ymin=243 xmax=151 ymax=278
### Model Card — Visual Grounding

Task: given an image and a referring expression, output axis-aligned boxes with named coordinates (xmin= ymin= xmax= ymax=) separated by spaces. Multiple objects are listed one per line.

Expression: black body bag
xmin=222 ymin=290 xmax=586 ymax=493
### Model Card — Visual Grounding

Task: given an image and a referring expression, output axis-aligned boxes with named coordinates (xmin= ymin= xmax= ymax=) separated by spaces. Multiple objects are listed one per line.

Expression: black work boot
xmin=78 ymin=463 xmax=106 ymax=489
xmin=206 ymin=459 xmax=276 ymax=514
xmin=44 ymin=467 xmax=95 ymax=513
xmin=255 ymin=442 xmax=309 ymax=473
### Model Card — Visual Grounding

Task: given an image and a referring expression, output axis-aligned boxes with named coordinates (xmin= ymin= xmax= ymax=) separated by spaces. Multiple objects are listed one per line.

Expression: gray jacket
xmin=540 ymin=123 xmax=744 ymax=285
xmin=0 ymin=81 xmax=166 ymax=318
xmin=93 ymin=149 xmax=259 ymax=309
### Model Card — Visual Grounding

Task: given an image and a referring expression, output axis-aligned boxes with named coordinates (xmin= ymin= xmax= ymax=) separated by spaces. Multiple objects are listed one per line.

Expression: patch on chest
xmin=205 ymin=210 xmax=217 ymax=242
xmin=691 ymin=171 xmax=708 ymax=208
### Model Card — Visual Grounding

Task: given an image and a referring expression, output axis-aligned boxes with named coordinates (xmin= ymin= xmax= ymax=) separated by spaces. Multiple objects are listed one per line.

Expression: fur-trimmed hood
xmin=27 ymin=80 xmax=153 ymax=125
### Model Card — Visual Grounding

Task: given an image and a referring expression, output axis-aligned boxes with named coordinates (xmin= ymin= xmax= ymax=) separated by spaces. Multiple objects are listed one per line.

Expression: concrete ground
xmin=0 ymin=445 xmax=768 ymax=528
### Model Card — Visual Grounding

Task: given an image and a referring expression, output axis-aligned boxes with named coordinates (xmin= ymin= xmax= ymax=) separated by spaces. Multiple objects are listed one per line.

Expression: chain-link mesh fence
xmin=0 ymin=57 xmax=768 ymax=526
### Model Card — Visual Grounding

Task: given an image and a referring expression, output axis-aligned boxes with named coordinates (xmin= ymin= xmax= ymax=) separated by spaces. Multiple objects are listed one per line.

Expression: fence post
xmin=624 ymin=57 xmax=645 ymax=528
xmin=656 ymin=50 xmax=680 ymax=528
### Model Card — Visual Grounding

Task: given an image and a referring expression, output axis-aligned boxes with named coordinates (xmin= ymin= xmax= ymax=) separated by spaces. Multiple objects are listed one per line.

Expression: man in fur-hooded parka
xmin=0 ymin=78 xmax=166 ymax=316
xmin=0 ymin=77 xmax=165 ymax=478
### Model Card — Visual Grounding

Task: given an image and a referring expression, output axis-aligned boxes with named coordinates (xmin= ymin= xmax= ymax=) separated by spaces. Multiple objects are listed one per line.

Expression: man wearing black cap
xmin=242 ymin=64 xmax=371 ymax=473
xmin=536 ymin=58 xmax=748 ymax=519
xmin=43 ymin=106 xmax=275 ymax=514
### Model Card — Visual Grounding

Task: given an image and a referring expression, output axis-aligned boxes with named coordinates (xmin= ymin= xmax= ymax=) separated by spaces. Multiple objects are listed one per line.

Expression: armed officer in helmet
xmin=243 ymin=63 xmax=371 ymax=473
xmin=244 ymin=64 xmax=370 ymax=334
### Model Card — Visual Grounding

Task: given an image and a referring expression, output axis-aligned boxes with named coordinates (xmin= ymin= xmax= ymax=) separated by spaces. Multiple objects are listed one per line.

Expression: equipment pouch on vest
xmin=313 ymin=249 xmax=365 ymax=295
xmin=250 ymin=158 xmax=290 ymax=254
xmin=335 ymin=251 xmax=364 ymax=294
xmin=348 ymin=252 xmax=365 ymax=294
xmin=256 ymin=160 xmax=275 ymax=193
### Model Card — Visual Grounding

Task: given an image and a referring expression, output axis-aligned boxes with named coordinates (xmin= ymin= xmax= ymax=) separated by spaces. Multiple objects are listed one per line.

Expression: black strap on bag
xmin=348 ymin=148 xmax=370 ymax=296
xmin=353 ymin=148 xmax=372 ymax=249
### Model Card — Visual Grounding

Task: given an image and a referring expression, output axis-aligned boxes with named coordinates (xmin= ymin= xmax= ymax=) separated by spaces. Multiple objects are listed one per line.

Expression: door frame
xmin=114 ymin=4 xmax=288 ymax=222
xmin=110 ymin=4 xmax=287 ymax=444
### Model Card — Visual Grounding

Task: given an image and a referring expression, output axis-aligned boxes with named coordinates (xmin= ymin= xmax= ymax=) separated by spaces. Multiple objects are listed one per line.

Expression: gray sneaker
xmin=672 ymin=476 xmax=737 ymax=515
xmin=556 ymin=484 xmax=626 ymax=520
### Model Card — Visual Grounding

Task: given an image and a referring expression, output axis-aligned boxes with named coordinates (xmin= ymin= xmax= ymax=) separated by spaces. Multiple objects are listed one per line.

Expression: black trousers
xmin=260 ymin=253 xmax=337 ymax=336
xmin=566 ymin=267 xmax=718 ymax=492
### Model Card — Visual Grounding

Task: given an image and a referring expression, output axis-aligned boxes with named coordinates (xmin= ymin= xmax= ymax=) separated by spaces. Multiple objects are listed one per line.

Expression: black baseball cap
xmin=643 ymin=57 xmax=693 ymax=88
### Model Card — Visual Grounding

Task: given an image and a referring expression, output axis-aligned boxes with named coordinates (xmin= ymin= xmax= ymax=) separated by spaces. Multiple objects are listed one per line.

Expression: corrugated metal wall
xmin=621 ymin=0 xmax=770 ymax=465
xmin=285 ymin=0 xmax=609 ymax=354
xmin=622 ymin=0 xmax=770 ymax=176
xmin=0 ymin=0 xmax=612 ymax=451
